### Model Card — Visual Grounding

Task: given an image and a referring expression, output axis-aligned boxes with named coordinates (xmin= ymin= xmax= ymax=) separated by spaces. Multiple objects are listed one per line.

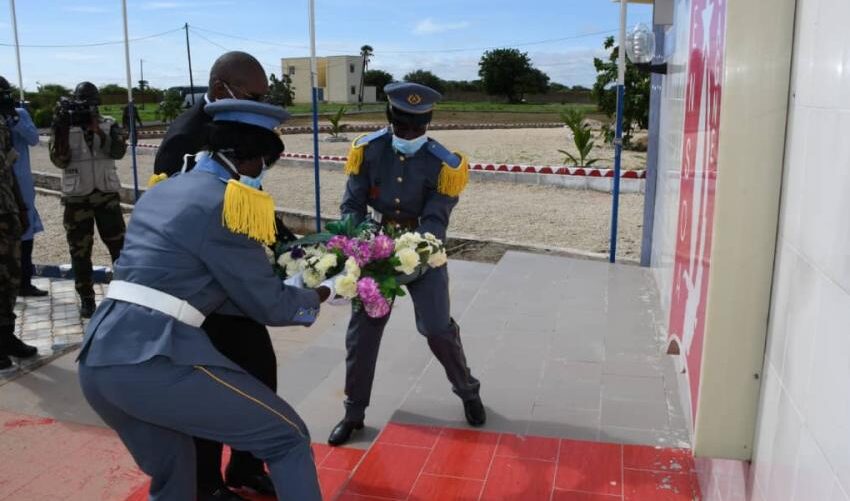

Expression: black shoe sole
xmin=328 ymin=422 xmax=364 ymax=446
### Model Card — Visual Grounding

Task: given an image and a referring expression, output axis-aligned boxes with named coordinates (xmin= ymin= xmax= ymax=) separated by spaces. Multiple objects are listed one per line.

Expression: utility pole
xmin=139 ymin=59 xmax=145 ymax=109
xmin=184 ymin=22 xmax=195 ymax=105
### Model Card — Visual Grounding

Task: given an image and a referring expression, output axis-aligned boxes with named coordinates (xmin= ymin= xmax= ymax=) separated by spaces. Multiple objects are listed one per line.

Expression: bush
xmin=33 ymin=108 xmax=54 ymax=128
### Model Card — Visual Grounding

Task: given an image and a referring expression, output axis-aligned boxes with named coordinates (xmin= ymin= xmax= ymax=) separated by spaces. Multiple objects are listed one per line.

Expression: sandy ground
xmin=279 ymin=128 xmax=647 ymax=169
xmin=28 ymin=131 xmax=645 ymax=266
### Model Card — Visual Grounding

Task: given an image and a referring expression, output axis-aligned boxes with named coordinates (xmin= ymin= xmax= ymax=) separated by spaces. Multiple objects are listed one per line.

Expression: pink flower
xmin=343 ymin=238 xmax=373 ymax=267
xmin=327 ymin=236 xmax=349 ymax=252
xmin=371 ymin=235 xmax=395 ymax=260
xmin=357 ymin=277 xmax=391 ymax=318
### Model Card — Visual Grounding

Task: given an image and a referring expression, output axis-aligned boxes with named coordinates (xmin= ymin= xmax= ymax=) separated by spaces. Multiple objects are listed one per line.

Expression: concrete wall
xmin=281 ymin=58 xmax=313 ymax=104
xmin=746 ymin=0 xmax=850 ymax=500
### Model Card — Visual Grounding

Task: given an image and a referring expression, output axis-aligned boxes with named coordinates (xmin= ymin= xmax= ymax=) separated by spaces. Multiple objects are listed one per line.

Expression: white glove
xmin=283 ymin=272 xmax=304 ymax=288
xmin=319 ymin=273 xmax=350 ymax=305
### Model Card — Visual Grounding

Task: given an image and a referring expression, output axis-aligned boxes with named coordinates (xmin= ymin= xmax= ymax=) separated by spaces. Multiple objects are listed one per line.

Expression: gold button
xmin=397 ymin=177 xmax=403 ymax=183
xmin=394 ymin=198 xmax=400 ymax=204
xmin=399 ymin=156 xmax=405 ymax=162
xmin=395 ymin=210 xmax=401 ymax=214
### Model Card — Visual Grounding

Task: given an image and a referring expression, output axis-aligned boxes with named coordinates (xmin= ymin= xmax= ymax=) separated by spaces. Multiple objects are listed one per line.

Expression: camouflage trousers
xmin=63 ymin=191 xmax=126 ymax=299
xmin=0 ymin=214 xmax=22 ymax=326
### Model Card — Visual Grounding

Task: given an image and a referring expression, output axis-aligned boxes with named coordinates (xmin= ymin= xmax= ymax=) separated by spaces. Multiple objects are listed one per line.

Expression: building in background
xmin=281 ymin=55 xmax=377 ymax=105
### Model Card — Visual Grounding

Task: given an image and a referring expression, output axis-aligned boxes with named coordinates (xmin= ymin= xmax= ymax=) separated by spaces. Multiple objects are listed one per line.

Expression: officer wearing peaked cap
xmin=78 ymin=99 xmax=336 ymax=501
xmin=328 ymin=82 xmax=486 ymax=446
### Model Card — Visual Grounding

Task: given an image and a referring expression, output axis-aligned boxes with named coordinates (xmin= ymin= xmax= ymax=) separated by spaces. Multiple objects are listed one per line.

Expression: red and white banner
xmin=668 ymin=0 xmax=727 ymax=420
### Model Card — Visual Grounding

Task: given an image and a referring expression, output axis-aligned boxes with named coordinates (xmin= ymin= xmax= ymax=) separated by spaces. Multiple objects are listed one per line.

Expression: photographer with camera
xmin=0 ymin=77 xmax=46 ymax=298
xmin=49 ymin=82 xmax=127 ymax=318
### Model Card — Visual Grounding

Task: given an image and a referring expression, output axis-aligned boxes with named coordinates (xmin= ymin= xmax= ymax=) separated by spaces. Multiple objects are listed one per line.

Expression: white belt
xmin=106 ymin=280 xmax=206 ymax=327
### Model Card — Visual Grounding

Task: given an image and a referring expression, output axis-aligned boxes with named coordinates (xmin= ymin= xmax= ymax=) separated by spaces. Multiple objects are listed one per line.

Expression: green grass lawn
xmin=99 ymin=105 xmax=160 ymax=123
xmin=100 ymin=101 xmax=598 ymax=124
xmin=285 ymin=101 xmax=596 ymax=115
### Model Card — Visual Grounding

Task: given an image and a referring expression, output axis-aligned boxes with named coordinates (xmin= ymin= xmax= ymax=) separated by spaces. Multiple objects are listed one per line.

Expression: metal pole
xmin=121 ymin=0 xmax=140 ymax=201
xmin=9 ymin=0 xmax=24 ymax=103
xmin=308 ymin=0 xmax=322 ymax=233
xmin=609 ymin=0 xmax=627 ymax=263
xmin=139 ymin=59 xmax=144 ymax=109
xmin=184 ymin=23 xmax=196 ymax=105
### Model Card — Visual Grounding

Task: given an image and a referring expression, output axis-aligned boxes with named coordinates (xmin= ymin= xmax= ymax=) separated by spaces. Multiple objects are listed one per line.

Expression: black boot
xmin=1 ymin=325 xmax=37 ymax=359
xmin=80 ymin=297 xmax=96 ymax=319
xmin=197 ymin=485 xmax=247 ymax=501
xmin=464 ymin=396 xmax=487 ymax=427
xmin=225 ymin=465 xmax=275 ymax=496
xmin=328 ymin=419 xmax=364 ymax=446
xmin=0 ymin=355 xmax=11 ymax=371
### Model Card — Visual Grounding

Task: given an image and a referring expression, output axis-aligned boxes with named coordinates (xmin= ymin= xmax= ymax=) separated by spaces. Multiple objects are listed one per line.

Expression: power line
xmin=0 ymin=26 xmax=183 ymax=48
xmin=190 ymin=24 xmax=616 ymax=55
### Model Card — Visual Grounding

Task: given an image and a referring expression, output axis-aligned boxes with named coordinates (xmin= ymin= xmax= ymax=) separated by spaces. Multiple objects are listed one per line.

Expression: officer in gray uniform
xmin=78 ymin=100 xmax=337 ymax=501
xmin=328 ymin=82 xmax=486 ymax=446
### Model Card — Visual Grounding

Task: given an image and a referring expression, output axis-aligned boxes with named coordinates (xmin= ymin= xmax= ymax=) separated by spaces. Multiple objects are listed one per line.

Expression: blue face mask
xmin=216 ymin=152 xmax=266 ymax=190
xmin=392 ymin=134 xmax=428 ymax=156
xmin=240 ymin=170 xmax=265 ymax=190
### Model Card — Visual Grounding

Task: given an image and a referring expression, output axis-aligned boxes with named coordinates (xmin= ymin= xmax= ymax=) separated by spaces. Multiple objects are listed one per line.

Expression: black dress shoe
xmin=0 ymin=355 xmax=12 ymax=371
xmin=18 ymin=284 xmax=48 ymax=297
xmin=464 ymin=397 xmax=486 ymax=427
xmin=80 ymin=297 xmax=96 ymax=319
xmin=5 ymin=337 xmax=37 ymax=359
xmin=225 ymin=472 xmax=275 ymax=496
xmin=197 ymin=486 xmax=248 ymax=501
xmin=328 ymin=419 xmax=364 ymax=446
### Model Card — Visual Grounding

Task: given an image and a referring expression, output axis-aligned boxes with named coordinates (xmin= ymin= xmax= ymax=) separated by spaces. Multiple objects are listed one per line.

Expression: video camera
xmin=57 ymin=97 xmax=97 ymax=127
xmin=0 ymin=90 xmax=16 ymax=119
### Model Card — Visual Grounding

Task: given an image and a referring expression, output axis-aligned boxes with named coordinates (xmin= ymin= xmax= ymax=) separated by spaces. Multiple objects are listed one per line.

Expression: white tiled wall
xmin=749 ymin=0 xmax=850 ymax=499
xmin=650 ymin=0 xmax=691 ymax=310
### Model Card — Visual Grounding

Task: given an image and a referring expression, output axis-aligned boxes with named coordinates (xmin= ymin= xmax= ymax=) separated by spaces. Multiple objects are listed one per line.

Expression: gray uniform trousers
xmin=79 ymin=356 xmax=321 ymax=501
xmin=344 ymin=265 xmax=481 ymax=421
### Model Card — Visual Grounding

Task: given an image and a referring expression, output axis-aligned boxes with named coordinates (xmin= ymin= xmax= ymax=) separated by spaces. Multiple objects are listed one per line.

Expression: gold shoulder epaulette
xmin=221 ymin=180 xmax=277 ymax=245
xmin=437 ymin=153 xmax=470 ymax=197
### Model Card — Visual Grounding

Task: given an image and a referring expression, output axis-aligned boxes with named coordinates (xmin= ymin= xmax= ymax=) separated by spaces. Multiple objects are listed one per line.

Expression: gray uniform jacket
xmin=340 ymin=130 xmax=459 ymax=241
xmin=78 ymin=159 xmax=320 ymax=370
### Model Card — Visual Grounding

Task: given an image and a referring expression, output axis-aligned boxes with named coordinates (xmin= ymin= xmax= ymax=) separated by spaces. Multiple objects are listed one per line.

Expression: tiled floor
xmin=0 ymin=410 xmax=700 ymax=501
xmin=2 ymin=278 xmax=101 ymax=382
xmin=333 ymin=422 xmax=700 ymax=500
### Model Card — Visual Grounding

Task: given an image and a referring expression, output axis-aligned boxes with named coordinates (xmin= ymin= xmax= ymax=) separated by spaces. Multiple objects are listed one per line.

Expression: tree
xmin=478 ymin=48 xmax=550 ymax=103
xmin=403 ymin=69 xmax=445 ymax=94
xmin=358 ymin=44 xmax=373 ymax=109
xmin=364 ymin=70 xmax=393 ymax=100
xmin=157 ymin=89 xmax=183 ymax=123
xmin=516 ymin=67 xmax=549 ymax=101
xmin=99 ymin=84 xmax=127 ymax=95
xmin=267 ymin=73 xmax=294 ymax=107
xmin=29 ymin=83 xmax=70 ymax=112
xmin=592 ymin=36 xmax=650 ymax=147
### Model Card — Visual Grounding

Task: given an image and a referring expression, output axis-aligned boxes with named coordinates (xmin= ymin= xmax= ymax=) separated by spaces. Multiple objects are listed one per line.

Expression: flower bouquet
xmin=273 ymin=216 xmax=448 ymax=318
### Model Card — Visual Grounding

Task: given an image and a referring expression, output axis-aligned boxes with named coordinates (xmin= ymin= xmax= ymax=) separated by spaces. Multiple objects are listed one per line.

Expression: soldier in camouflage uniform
xmin=0 ymin=113 xmax=38 ymax=370
xmin=49 ymin=82 xmax=127 ymax=318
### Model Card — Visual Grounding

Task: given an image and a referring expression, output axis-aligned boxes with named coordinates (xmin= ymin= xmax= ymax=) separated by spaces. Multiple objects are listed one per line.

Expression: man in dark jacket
xmin=153 ymin=51 xmax=278 ymax=501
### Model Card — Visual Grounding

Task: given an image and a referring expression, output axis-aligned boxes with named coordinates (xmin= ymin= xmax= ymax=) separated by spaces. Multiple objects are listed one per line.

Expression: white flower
xmin=395 ymin=247 xmax=420 ymax=275
xmin=335 ymin=274 xmax=359 ymax=299
xmin=395 ymin=232 xmax=424 ymax=251
xmin=303 ymin=268 xmax=323 ymax=288
xmin=315 ymin=253 xmax=338 ymax=274
xmin=344 ymin=257 xmax=361 ymax=278
xmin=285 ymin=260 xmax=304 ymax=277
xmin=427 ymin=250 xmax=448 ymax=268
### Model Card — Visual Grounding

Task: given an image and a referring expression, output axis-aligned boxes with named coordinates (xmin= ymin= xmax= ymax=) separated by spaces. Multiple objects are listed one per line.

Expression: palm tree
xmin=358 ymin=44 xmax=373 ymax=109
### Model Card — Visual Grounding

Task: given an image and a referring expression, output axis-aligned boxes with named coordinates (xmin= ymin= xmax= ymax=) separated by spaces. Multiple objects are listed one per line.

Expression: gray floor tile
xmin=602 ymin=374 xmax=667 ymax=402
xmin=601 ymin=399 xmax=670 ymax=429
